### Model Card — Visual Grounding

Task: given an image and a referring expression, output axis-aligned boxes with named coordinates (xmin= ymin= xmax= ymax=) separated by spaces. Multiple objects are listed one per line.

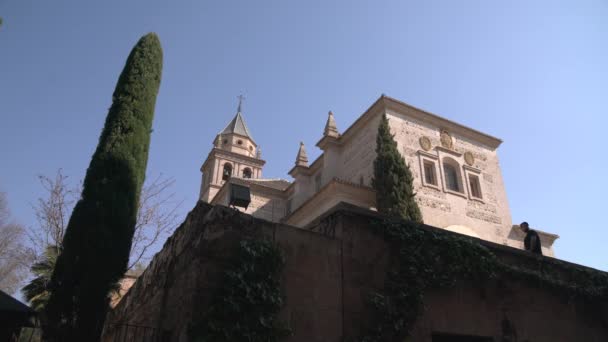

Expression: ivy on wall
xmin=189 ymin=239 xmax=290 ymax=342
xmin=360 ymin=219 xmax=608 ymax=342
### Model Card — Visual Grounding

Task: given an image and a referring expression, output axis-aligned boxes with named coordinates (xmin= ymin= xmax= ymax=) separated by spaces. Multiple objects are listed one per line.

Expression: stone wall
xmin=287 ymin=96 xmax=532 ymax=252
xmin=386 ymin=107 xmax=512 ymax=246
xmin=330 ymin=104 xmax=513 ymax=247
xmin=212 ymin=182 xmax=287 ymax=223
xmin=103 ymin=202 xmax=607 ymax=341
xmin=285 ymin=179 xmax=375 ymax=228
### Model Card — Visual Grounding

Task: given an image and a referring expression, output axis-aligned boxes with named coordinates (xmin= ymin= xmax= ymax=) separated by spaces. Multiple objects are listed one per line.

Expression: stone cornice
xmin=332 ymin=95 xmax=502 ymax=151
xmin=315 ymin=135 xmax=341 ymax=150
xmin=211 ymin=132 xmax=258 ymax=147
xmin=382 ymin=96 xmax=503 ymax=149
xmin=212 ymin=148 xmax=266 ymax=165
xmin=201 ymin=148 xmax=266 ymax=171
xmin=463 ymin=164 xmax=482 ymax=173
xmin=229 ymin=178 xmax=288 ymax=197
xmin=288 ymin=165 xmax=311 ymax=178
xmin=211 ymin=179 xmax=288 ymax=206
xmin=417 ymin=150 xmax=438 ymax=160
xmin=335 ymin=97 xmax=385 ymax=146
xmin=435 ymin=145 xmax=463 ymax=157
xmin=510 ymin=225 xmax=560 ymax=243
xmin=283 ymin=177 xmax=375 ymax=223
xmin=297 ymin=95 xmax=502 ymax=179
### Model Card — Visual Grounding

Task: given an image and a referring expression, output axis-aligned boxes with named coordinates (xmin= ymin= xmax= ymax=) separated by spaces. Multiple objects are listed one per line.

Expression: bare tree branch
xmin=29 ymin=170 xmax=182 ymax=271
xmin=128 ymin=174 xmax=183 ymax=269
xmin=28 ymin=170 xmax=78 ymax=254
xmin=0 ymin=191 xmax=31 ymax=294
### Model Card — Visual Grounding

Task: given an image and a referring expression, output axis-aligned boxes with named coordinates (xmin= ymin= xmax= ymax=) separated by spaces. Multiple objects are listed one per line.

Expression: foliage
xmin=23 ymin=171 xmax=178 ymax=316
xmin=18 ymin=327 xmax=42 ymax=342
xmin=190 ymin=239 xmax=290 ymax=342
xmin=372 ymin=114 xmax=423 ymax=223
xmin=498 ymin=258 xmax=608 ymax=301
xmin=361 ymin=218 xmax=608 ymax=341
xmin=361 ymin=219 xmax=496 ymax=341
xmin=28 ymin=169 xmax=181 ymax=271
xmin=45 ymin=33 xmax=163 ymax=342
xmin=22 ymin=245 xmax=59 ymax=312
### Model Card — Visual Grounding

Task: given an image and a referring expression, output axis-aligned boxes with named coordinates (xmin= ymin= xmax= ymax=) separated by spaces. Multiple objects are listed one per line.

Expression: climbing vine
xmin=360 ymin=219 xmax=497 ymax=341
xmin=360 ymin=219 xmax=608 ymax=342
xmin=189 ymin=239 xmax=290 ymax=342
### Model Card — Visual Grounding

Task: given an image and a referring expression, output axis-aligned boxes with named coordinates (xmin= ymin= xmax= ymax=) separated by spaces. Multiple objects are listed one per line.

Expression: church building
xmin=199 ymin=95 xmax=558 ymax=255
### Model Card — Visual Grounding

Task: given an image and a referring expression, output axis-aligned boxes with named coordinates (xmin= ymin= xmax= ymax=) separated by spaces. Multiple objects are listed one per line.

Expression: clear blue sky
xmin=1 ymin=1 xmax=606 ymax=271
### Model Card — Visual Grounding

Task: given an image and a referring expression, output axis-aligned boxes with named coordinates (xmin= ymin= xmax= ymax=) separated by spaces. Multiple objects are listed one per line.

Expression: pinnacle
xmin=295 ymin=142 xmax=309 ymax=167
xmin=324 ymin=111 xmax=339 ymax=138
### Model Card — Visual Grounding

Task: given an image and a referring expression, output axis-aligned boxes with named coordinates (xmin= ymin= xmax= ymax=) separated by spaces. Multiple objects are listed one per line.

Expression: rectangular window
xmin=469 ymin=174 xmax=482 ymax=199
xmin=423 ymin=160 xmax=437 ymax=186
xmin=418 ymin=152 xmax=440 ymax=190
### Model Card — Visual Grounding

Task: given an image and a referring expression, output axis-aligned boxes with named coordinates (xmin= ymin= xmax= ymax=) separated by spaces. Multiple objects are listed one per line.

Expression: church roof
xmin=221 ymin=112 xmax=255 ymax=143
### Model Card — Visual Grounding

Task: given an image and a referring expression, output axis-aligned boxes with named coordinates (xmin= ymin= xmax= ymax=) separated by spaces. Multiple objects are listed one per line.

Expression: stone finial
xmin=214 ymin=134 xmax=222 ymax=147
xmin=295 ymin=142 xmax=309 ymax=167
xmin=323 ymin=111 xmax=339 ymax=138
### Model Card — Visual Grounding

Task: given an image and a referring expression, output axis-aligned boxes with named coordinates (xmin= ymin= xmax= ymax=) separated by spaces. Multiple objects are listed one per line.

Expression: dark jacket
xmin=524 ymin=229 xmax=542 ymax=255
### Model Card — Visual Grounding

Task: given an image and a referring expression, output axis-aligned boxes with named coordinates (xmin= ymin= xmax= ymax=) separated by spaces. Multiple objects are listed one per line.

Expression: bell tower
xmin=199 ymin=97 xmax=265 ymax=202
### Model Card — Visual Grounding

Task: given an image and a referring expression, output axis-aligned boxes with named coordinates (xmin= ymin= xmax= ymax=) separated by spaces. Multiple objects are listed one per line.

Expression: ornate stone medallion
xmin=440 ymin=130 xmax=453 ymax=149
xmin=419 ymin=136 xmax=431 ymax=151
xmin=464 ymin=151 xmax=475 ymax=166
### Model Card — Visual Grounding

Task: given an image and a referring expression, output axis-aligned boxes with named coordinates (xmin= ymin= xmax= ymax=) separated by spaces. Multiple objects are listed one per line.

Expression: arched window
xmin=222 ymin=163 xmax=232 ymax=181
xmin=243 ymin=168 xmax=252 ymax=179
xmin=442 ymin=158 xmax=462 ymax=192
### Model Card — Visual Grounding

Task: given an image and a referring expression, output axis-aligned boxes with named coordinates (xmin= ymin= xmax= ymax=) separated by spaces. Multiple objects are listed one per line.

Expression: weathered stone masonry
xmin=103 ymin=202 xmax=608 ymax=342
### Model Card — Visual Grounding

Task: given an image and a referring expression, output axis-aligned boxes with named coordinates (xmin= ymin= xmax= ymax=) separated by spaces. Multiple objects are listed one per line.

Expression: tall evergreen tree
xmin=372 ymin=114 xmax=423 ymax=223
xmin=45 ymin=33 xmax=163 ymax=342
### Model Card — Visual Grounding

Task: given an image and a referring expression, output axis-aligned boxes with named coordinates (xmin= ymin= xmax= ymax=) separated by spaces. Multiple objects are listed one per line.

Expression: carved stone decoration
xmin=419 ymin=136 xmax=432 ymax=151
xmin=464 ymin=151 xmax=475 ymax=166
xmin=440 ymin=130 xmax=453 ymax=149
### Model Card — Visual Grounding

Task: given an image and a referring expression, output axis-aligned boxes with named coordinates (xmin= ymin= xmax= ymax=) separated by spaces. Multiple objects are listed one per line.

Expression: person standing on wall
xmin=520 ymin=221 xmax=542 ymax=255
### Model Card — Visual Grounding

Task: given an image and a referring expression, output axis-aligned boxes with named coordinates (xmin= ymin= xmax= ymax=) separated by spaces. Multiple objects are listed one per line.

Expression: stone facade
xmin=200 ymin=95 xmax=558 ymax=255
xmin=103 ymin=202 xmax=608 ymax=342
xmin=211 ymin=177 xmax=289 ymax=222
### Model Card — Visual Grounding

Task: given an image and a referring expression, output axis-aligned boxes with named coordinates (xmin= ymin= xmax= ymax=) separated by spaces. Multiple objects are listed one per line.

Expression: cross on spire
xmin=237 ymin=94 xmax=245 ymax=113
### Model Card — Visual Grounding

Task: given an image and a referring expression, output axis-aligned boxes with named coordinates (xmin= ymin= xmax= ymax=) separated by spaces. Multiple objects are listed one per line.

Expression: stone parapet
xmin=103 ymin=202 xmax=608 ymax=342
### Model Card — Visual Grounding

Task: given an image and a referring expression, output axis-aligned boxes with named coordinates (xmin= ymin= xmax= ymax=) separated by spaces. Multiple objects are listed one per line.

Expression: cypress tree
xmin=372 ymin=114 xmax=423 ymax=223
xmin=45 ymin=33 xmax=163 ymax=341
